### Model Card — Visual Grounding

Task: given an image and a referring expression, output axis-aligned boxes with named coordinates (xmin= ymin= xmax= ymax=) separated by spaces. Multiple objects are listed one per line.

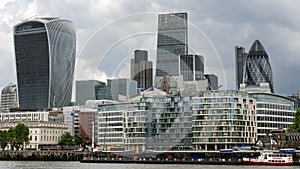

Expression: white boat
xmin=242 ymin=152 xmax=293 ymax=166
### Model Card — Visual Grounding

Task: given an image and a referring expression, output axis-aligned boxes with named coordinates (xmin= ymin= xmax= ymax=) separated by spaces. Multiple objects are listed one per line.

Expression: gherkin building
xmin=243 ymin=40 xmax=274 ymax=93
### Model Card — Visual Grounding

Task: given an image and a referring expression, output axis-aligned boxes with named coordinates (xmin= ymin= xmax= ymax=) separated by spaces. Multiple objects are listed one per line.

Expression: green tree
xmin=73 ymin=135 xmax=83 ymax=145
xmin=9 ymin=123 xmax=29 ymax=150
xmin=8 ymin=128 xmax=17 ymax=150
xmin=290 ymin=108 xmax=300 ymax=132
xmin=59 ymin=132 xmax=73 ymax=145
xmin=0 ymin=130 xmax=9 ymax=151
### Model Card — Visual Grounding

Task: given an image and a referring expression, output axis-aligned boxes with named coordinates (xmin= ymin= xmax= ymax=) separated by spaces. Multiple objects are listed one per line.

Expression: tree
xmin=15 ymin=123 xmax=29 ymax=150
xmin=289 ymin=108 xmax=300 ymax=132
xmin=73 ymin=135 xmax=83 ymax=145
xmin=0 ymin=130 xmax=9 ymax=151
xmin=8 ymin=128 xmax=17 ymax=150
xmin=59 ymin=132 xmax=73 ymax=145
xmin=9 ymin=123 xmax=29 ymax=150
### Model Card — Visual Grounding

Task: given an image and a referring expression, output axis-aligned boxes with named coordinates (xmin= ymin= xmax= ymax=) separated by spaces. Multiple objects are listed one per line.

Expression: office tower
xmin=156 ymin=12 xmax=188 ymax=77
xmin=106 ymin=78 xmax=137 ymax=101
xmin=130 ymin=50 xmax=153 ymax=90
xmin=180 ymin=54 xmax=204 ymax=81
xmin=235 ymin=46 xmax=248 ymax=90
xmin=249 ymin=92 xmax=295 ymax=139
xmin=204 ymin=74 xmax=218 ymax=90
xmin=243 ymin=40 xmax=274 ymax=93
xmin=76 ymin=80 xmax=107 ymax=105
xmin=14 ymin=17 xmax=76 ymax=109
xmin=1 ymin=83 xmax=18 ymax=112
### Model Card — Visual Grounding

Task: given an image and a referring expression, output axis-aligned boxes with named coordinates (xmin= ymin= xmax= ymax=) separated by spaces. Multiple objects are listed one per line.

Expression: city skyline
xmin=0 ymin=0 xmax=300 ymax=97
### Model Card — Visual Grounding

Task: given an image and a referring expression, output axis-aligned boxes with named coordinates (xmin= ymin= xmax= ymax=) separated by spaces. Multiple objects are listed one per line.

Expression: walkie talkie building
xmin=14 ymin=17 xmax=76 ymax=109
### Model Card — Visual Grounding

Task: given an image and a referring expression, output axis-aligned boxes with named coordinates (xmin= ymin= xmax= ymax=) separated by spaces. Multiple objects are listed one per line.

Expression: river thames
xmin=0 ymin=161 xmax=298 ymax=169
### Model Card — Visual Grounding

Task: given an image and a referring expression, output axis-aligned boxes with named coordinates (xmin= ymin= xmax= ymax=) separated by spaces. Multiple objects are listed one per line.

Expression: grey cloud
xmin=0 ymin=0 xmax=300 ymax=96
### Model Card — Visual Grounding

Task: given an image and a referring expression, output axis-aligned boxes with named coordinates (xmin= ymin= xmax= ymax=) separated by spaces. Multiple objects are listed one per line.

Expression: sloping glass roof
xmin=249 ymin=39 xmax=266 ymax=52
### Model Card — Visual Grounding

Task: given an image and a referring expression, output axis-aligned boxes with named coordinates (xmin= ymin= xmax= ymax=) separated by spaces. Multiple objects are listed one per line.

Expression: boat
xmin=242 ymin=152 xmax=293 ymax=166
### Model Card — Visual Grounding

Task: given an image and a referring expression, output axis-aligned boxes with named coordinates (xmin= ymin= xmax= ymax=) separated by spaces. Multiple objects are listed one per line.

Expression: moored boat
xmin=242 ymin=152 xmax=293 ymax=166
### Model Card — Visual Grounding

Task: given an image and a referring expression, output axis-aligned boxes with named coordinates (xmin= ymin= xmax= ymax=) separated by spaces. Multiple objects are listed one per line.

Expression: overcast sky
xmin=1 ymin=0 xmax=300 ymax=97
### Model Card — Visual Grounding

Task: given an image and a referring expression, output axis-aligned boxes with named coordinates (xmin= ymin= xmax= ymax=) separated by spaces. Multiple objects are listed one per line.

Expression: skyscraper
xmin=106 ymin=78 xmax=137 ymax=101
xmin=1 ymin=83 xmax=18 ymax=112
xmin=76 ymin=80 xmax=107 ymax=105
xmin=14 ymin=17 xmax=76 ymax=109
xmin=235 ymin=46 xmax=247 ymax=90
xmin=156 ymin=12 xmax=188 ymax=77
xmin=130 ymin=50 xmax=153 ymax=90
xmin=244 ymin=40 xmax=274 ymax=93
xmin=180 ymin=54 xmax=204 ymax=81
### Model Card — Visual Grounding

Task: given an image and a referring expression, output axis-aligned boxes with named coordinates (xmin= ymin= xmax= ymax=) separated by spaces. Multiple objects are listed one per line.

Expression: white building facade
xmin=0 ymin=111 xmax=67 ymax=150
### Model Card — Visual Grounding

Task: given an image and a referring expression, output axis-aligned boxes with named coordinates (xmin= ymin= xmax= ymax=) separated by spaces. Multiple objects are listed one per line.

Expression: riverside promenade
xmin=0 ymin=149 xmax=300 ymax=166
xmin=0 ymin=150 xmax=84 ymax=161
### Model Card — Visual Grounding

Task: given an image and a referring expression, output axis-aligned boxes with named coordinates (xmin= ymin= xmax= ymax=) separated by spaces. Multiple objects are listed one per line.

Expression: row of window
xmin=30 ymin=130 xmax=63 ymax=134
xmin=29 ymin=135 xmax=60 ymax=142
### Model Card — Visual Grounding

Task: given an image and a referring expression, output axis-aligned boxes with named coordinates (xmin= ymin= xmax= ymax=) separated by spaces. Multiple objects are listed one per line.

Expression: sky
xmin=0 ymin=0 xmax=300 ymax=97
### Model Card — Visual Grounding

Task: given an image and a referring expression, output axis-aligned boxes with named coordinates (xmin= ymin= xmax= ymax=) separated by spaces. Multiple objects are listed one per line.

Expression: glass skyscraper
xmin=180 ymin=54 xmax=204 ymax=81
xmin=76 ymin=80 xmax=107 ymax=105
xmin=14 ymin=17 xmax=76 ymax=109
xmin=235 ymin=46 xmax=247 ymax=90
xmin=244 ymin=40 xmax=274 ymax=93
xmin=130 ymin=50 xmax=153 ymax=90
xmin=156 ymin=12 xmax=188 ymax=77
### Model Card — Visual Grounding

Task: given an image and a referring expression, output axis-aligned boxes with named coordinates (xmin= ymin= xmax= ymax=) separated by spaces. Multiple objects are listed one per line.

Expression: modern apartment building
xmin=123 ymin=108 xmax=148 ymax=153
xmin=141 ymin=95 xmax=193 ymax=151
xmin=97 ymin=92 xmax=194 ymax=153
xmin=14 ymin=17 xmax=76 ymax=109
xmin=192 ymin=90 xmax=257 ymax=150
xmin=98 ymin=103 xmax=126 ymax=151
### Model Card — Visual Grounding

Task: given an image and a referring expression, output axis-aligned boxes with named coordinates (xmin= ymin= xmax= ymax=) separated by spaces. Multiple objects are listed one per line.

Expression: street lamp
xmin=92 ymin=121 xmax=94 ymax=152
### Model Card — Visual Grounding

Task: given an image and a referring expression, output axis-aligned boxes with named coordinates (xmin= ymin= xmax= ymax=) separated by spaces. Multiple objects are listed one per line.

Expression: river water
xmin=0 ymin=161 xmax=298 ymax=169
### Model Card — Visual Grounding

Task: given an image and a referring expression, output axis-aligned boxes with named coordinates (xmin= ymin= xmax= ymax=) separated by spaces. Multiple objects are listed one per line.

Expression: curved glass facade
xmin=14 ymin=18 xmax=76 ymax=109
xmin=192 ymin=90 xmax=257 ymax=150
xmin=250 ymin=92 xmax=295 ymax=139
xmin=244 ymin=40 xmax=274 ymax=93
